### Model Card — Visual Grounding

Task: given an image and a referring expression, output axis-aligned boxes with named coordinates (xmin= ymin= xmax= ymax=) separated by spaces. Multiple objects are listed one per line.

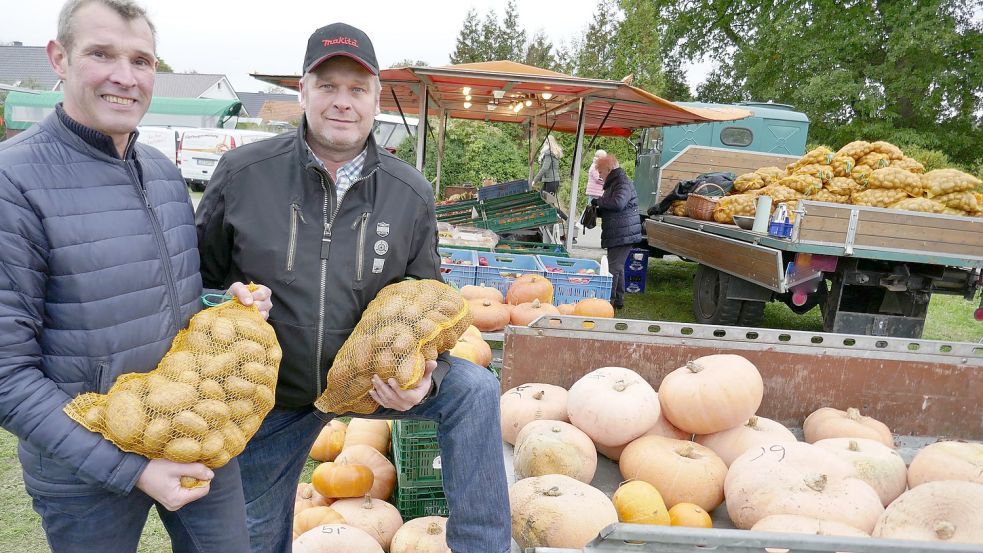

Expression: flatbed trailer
xmin=643 ymin=200 xmax=983 ymax=338
xmin=501 ymin=316 xmax=983 ymax=552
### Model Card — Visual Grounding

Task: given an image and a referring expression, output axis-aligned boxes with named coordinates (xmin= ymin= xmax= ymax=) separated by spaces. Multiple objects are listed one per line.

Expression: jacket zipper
xmin=126 ymin=161 xmax=182 ymax=330
xmin=352 ymin=212 xmax=371 ymax=282
xmin=287 ymin=203 xmax=305 ymax=272
xmin=314 ymin=168 xmax=378 ymax=398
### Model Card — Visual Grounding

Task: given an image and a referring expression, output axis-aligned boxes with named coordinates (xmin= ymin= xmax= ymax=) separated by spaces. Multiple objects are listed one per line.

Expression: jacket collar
xmin=40 ymin=106 xmax=137 ymax=163
xmin=296 ymin=115 xmax=382 ymax=178
xmin=603 ymin=167 xmax=626 ymax=189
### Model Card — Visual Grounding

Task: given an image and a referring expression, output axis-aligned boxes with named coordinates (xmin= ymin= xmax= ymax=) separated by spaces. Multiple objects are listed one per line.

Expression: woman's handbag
xmin=580 ymin=203 xmax=598 ymax=230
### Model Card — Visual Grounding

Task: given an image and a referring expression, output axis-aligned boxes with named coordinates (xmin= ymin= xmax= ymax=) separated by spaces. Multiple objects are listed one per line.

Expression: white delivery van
xmin=178 ymin=128 xmax=275 ymax=191
xmin=136 ymin=126 xmax=181 ymax=166
xmin=373 ymin=113 xmax=417 ymax=153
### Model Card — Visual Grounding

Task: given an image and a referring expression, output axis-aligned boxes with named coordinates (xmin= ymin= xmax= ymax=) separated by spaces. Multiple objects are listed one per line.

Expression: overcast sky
xmin=1 ymin=0 xmax=713 ymax=94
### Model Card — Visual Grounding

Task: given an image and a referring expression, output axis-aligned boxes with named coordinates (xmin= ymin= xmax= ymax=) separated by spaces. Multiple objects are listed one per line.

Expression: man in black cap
xmin=196 ymin=22 xmax=511 ymax=553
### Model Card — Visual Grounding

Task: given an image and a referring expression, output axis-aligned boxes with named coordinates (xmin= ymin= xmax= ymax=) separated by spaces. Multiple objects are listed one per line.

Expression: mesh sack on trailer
xmin=867 ymin=167 xmax=923 ymax=197
xmin=921 ymin=169 xmax=981 ymax=198
xmin=64 ymin=284 xmax=280 ymax=475
xmin=733 ymin=173 xmax=765 ymax=193
xmin=835 ymin=140 xmax=872 ymax=161
xmin=890 ymin=197 xmax=946 ymax=214
xmin=314 ymin=279 xmax=472 ymax=415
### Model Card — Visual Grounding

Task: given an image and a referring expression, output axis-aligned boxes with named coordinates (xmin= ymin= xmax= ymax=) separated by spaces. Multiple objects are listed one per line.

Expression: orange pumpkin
xmin=311 ymin=462 xmax=375 ymax=498
xmin=294 ymin=482 xmax=333 ymax=512
xmin=450 ymin=327 xmax=492 ymax=367
xmin=335 ymin=445 xmax=397 ymax=501
xmin=668 ymin=503 xmax=712 ymax=528
xmin=310 ymin=419 xmax=347 ymax=462
xmin=557 ymin=303 xmax=577 ymax=315
xmin=468 ymin=298 xmax=510 ymax=331
xmin=343 ymin=418 xmax=391 ymax=455
xmin=510 ymin=299 xmax=560 ymax=326
xmin=292 ymin=505 xmax=347 ymax=539
xmin=506 ymin=274 xmax=553 ymax=305
xmin=573 ymin=298 xmax=614 ymax=318
xmin=460 ymin=284 xmax=504 ymax=303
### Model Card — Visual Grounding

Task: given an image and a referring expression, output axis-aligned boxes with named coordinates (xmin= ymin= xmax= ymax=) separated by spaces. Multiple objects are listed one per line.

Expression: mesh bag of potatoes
xmin=891 ymin=197 xmax=946 ymax=214
xmin=826 ymin=176 xmax=861 ymax=196
xmin=64 ymin=285 xmax=280 ymax=473
xmin=779 ymin=175 xmax=822 ymax=196
xmin=851 ymin=164 xmax=873 ymax=186
xmin=852 ymin=188 xmax=908 ymax=208
xmin=314 ymin=279 xmax=472 ymax=415
xmin=830 ymin=155 xmax=855 ymax=178
xmin=867 ymin=167 xmax=922 ymax=197
xmin=755 ymin=166 xmax=785 ymax=185
xmin=868 ymin=140 xmax=904 ymax=160
xmin=712 ymin=194 xmax=756 ymax=223
xmin=890 ymin=156 xmax=925 ymax=174
xmin=857 ymin=152 xmax=891 ymax=170
xmin=921 ymin=169 xmax=982 ymax=198
xmin=793 ymin=164 xmax=834 ymax=184
xmin=670 ymin=199 xmax=688 ymax=217
xmin=733 ymin=172 xmax=765 ymax=193
xmin=787 ymin=146 xmax=834 ymax=174
xmin=933 ymin=191 xmax=979 ymax=212
xmin=814 ymin=189 xmax=851 ymax=204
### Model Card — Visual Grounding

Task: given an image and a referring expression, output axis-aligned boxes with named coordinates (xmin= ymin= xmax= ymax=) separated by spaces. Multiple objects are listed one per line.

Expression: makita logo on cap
xmin=323 ymin=37 xmax=359 ymax=48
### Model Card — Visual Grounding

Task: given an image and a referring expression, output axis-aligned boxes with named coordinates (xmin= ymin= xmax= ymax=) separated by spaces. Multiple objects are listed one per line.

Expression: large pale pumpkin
xmin=696 ymin=415 xmax=797 ymax=466
xmin=751 ymin=514 xmax=869 ymax=538
xmin=295 ymin=482 xmax=333 ymax=513
xmin=293 ymin=506 xmax=347 ymax=539
xmin=344 ymin=418 xmax=392 ymax=455
xmin=506 ymin=274 xmax=553 ymax=305
xmin=567 ymin=366 xmax=660 ymax=447
xmin=509 ymin=474 xmax=618 ymax=550
xmin=814 ymin=438 xmax=907 ymax=506
xmin=803 ymin=407 xmax=894 ymax=448
xmin=293 ymin=523 xmax=383 ymax=553
xmin=510 ymin=299 xmax=560 ymax=326
xmin=329 ymin=495 xmax=403 ymax=551
xmin=513 ymin=420 xmax=597 ymax=483
xmin=335 ymin=445 xmax=397 ymax=501
xmin=612 ymin=480 xmax=670 ymax=525
xmin=500 ymin=383 xmax=569 ymax=445
xmin=620 ymin=436 xmax=727 ymax=511
xmin=724 ymin=441 xmax=884 ymax=532
xmin=658 ymin=354 xmax=763 ymax=435
xmin=594 ymin=412 xmax=689 ymax=462
xmin=390 ymin=516 xmax=451 ymax=553
xmin=872 ymin=480 xmax=983 ymax=544
xmin=310 ymin=420 xmax=347 ymax=462
xmin=907 ymin=440 xmax=983 ymax=488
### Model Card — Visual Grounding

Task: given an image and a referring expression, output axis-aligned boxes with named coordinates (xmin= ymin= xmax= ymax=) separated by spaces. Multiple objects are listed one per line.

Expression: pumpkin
xmin=295 ymin=482 xmax=333 ymax=512
xmin=449 ymin=336 xmax=491 ymax=367
xmin=509 ymin=474 xmax=618 ymax=550
xmin=311 ymin=462 xmax=375 ymax=499
xmin=567 ymin=366 xmax=660 ymax=447
xmin=468 ymin=298 xmax=510 ymax=332
xmin=310 ymin=420 xmax=347 ymax=462
xmin=344 ymin=418 xmax=392 ymax=455
xmin=513 ymin=420 xmax=597 ymax=483
xmin=658 ymin=354 xmax=763 ymax=435
xmin=557 ymin=303 xmax=577 ymax=315
xmin=573 ymin=298 xmax=614 ymax=318
xmin=335 ymin=445 xmax=397 ymax=501
xmin=872 ymin=480 xmax=983 ymax=544
xmin=506 ymin=274 xmax=553 ymax=305
xmin=612 ymin=480 xmax=670 ymax=525
xmin=724 ymin=441 xmax=884 ymax=532
xmin=594 ymin=412 xmax=689 ymax=462
xmin=907 ymin=440 xmax=983 ymax=488
xmin=510 ymin=299 xmax=560 ymax=326
xmin=620 ymin=436 xmax=727 ymax=511
xmin=456 ymin=326 xmax=492 ymax=367
xmin=668 ymin=503 xmax=712 ymax=528
xmin=293 ymin=523 xmax=384 ymax=553
xmin=460 ymin=284 xmax=504 ymax=303
xmin=500 ymin=383 xmax=569 ymax=445
xmin=696 ymin=415 xmax=797 ymax=466
xmin=751 ymin=514 xmax=869 ymax=537
xmin=814 ymin=438 xmax=907 ymax=506
xmin=803 ymin=407 xmax=894 ymax=448
xmin=329 ymin=495 xmax=403 ymax=551
xmin=293 ymin=506 xmax=347 ymax=539
xmin=390 ymin=516 xmax=452 ymax=553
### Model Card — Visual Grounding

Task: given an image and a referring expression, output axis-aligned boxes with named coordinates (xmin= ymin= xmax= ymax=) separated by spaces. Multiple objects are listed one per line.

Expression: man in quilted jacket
xmin=0 ymin=1 xmax=268 ymax=551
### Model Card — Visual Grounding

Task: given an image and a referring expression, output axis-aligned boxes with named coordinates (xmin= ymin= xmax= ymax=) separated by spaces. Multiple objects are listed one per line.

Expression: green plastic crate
xmin=392 ymin=420 xmax=442 ymax=488
xmin=473 ymin=205 xmax=558 ymax=233
xmin=496 ymin=240 xmax=569 ymax=257
xmin=392 ymin=485 xmax=448 ymax=520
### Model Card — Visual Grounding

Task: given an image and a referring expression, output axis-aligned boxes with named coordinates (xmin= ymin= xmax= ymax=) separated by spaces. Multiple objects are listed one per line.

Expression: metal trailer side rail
xmin=529 ymin=524 xmax=983 ymax=553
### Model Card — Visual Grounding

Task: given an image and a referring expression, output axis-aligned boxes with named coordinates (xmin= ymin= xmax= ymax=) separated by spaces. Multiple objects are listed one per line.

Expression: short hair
xmin=593 ymin=149 xmax=607 ymax=160
xmin=57 ymin=0 xmax=157 ymax=54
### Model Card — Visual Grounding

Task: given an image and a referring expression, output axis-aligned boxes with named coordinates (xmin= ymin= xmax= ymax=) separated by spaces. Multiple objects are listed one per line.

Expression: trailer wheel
xmin=693 ymin=265 xmax=742 ymax=325
xmin=737 ymin=300 xmax=766 ymax=327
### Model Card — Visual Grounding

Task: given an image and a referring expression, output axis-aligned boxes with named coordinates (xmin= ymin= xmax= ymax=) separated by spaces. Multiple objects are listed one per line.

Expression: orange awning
xmin=251 ymin=60 xmax=750 ymax=137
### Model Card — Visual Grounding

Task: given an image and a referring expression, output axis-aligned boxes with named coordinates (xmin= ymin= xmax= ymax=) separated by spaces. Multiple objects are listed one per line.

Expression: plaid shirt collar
xmin=305 ymin=141 xmax=368 ymax=193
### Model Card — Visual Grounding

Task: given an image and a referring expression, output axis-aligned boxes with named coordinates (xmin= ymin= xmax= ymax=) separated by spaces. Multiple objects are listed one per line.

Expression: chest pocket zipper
xmin=353 ymin=212 xmax=371 ymax=282
xmin=287 ymin=203 xmax=306 ymax=272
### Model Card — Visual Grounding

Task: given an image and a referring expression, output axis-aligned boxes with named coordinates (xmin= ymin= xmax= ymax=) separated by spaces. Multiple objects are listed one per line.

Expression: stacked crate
xmin=391 ymin=420 xmax=448 ymax=520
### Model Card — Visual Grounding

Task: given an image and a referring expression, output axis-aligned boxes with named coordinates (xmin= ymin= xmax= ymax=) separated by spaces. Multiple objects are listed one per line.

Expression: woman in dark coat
xmin=592 ymin=153 xmax=643 ymax=309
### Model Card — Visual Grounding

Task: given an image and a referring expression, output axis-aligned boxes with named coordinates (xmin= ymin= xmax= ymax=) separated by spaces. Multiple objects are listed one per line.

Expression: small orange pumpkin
xmin=557 ymin=303 xmax=577 ymax=315
xmin=510 ymin=299 xmax=560 ymax=326
xmin=506 ymin=274 xmax=554 ymax=305
xmin=311 ymin=462 xmax=375 ymax=499
xmin=574 ymin=298 xmax=614 ymax=318
xmin=468 ymin=298 xmax=510 ymax=331
xmin=292 ymin=505 xmax=347 ymax=539
xmin=460 ymin=284 xmax=504 ymax=303
xmin=668 ymin=503 xmax=712 ymax=528
xmin=310 ymin=419 xmax=347 ymax=462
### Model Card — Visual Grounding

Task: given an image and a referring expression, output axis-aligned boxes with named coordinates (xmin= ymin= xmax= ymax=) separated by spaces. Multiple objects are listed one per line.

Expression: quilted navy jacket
xmin=596 ymin=167 xmax=643 ymax=248
xmin=0 ymin=113 xmax=201 ymax=496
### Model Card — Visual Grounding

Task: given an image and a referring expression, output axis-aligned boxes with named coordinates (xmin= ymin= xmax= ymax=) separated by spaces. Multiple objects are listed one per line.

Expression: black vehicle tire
xmin=693 ymin=265 xmax=743 ymax=325
xmin=737 ymin=300 xmax=767 ymax=327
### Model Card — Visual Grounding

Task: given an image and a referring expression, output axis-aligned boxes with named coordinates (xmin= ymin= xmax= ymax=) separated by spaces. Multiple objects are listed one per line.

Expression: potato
xmin=934 ymin=191 xmax=978 ymax=212
xmin=236 ymin=318 xmax=275 ymax=343
xmin=186 ymin=330 xmax=219 ymax=355
xmin=267 ymin=345 xmax=283 ymax=366
xmin=163 ymin=437 xmax=202 ymax=463
xmin=105 ymin=391 xmax=147 ymax=445
xmin=192 ymin=399 xmax=231 ymax=426
xmin=826 ymin=176 xmax=859 ymax=196
xmin=229 ymin=399 xmax=254 ymax=420
xmin=890 ymin=157 xmax=925 ymax=174
xmin=172 ymin=410 xmax=210 ymax=437
xmin=200 ymin=431 xmax=225 ymax=459
xmin=232 ymin=339 xmax=267 ymax=362
xmin=143 ymin=418 xmax=172 ymax=451
xmin=82 ymin=404 xmax=106 ymax=431
xmin=207 ymin=449 xmax=232 ymax=468
xmin=158 ymin=351 xmax=196 ymax=377
xmin=239 ymin=415 xmax=263 ymax=436
xmin=144 ymin=381 xmax=198 ymax=414
xmin=199 ymin=379 xmax=225 ymax=401
xmin=225 ymin=375 xmax=256 ymax=399
xmin=175 ymin=370 xmax=201 ymax=386
xmin=858 ymin=152 xmax=890 ymax=169
xmin=241 ymin=362 xmax=276 ymax=387
xmin=253 ymin=385 xmax=275 ymax=411
xmin=755 ymin=166 xmax=784 ymax=185
xmin=830 ymin=155 xmax=855 ymax=178
xmin=210 ymin=317 xmax=236 ymax=344
xmin=201 ymin=352 xmax=237 ymax=379
xmin=221 ymin=422 xmax=247 ymax=453
xmin=114 ymin=375 xmax=147 ymax=395
xmin=189 ymin=309 xmax=217 ymax=332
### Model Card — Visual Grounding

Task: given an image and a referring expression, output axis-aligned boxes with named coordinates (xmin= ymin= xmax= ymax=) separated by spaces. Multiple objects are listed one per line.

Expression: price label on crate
xmin=432 ymin=455 xmax=442 ymax=470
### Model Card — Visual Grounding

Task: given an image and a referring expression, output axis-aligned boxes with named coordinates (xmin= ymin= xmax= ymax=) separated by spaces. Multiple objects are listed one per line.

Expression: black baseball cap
xmin=303 ymin=22 xmax=379 ymax=75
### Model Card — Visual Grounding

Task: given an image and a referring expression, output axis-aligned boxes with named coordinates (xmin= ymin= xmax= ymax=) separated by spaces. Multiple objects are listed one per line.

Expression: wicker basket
xmin=686 ymin=183 xmax=726 ymax=221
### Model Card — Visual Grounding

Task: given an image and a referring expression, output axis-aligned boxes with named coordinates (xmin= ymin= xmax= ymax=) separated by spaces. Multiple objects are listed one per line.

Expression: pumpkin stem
xmin=482 ymin=299 xmax=493 ymax=307
xmin=685 ymin=360 xmax=704 ymax=374
xmin=532 ymin=299 xmax=541 ymax=308
xmin=934 ymin=521 xmax=955 ymax=540
xmin=361 ymin=494 xmax=373 ymax=509
xmin=533 ymin=390 xmax=545 ymax=400
xmin=746 ymin=416 xmax=759 ymax=429
xmin=613 ymin=380 xmax=628 ymax=392
xmin=846 ymin=407 xmax=862 ymax=421
xmin=427 ymin=522 xmax=444 ymax=535
xmin=805 ymin=474 xmax=828 ymax=492
xmin=543 ymin=486 xmax=562 ymax=497
xmin=848 ymin=440 xmax=860 ymax=452
xmin=677 ymin=443 xmax=699 ymax=459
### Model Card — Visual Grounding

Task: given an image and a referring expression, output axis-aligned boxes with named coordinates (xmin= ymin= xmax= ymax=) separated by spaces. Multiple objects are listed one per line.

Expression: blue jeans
xmin=28 ymin=459 xmax=249 ymax=553
xmin=239 ymin=355 xmax=511 ymax=553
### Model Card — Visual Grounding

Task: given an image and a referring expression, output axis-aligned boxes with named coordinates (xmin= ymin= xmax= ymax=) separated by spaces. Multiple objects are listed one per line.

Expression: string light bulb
xmin=541 ymin=92 xmax=553 ymax=100
xmin=462 ymin=86 xmax=471 ymax=95
xmin=463 ymin=101 xmax=472 ymax=109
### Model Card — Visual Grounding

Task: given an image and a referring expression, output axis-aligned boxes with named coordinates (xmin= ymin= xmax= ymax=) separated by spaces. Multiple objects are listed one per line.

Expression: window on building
xmin=720 ymin=126 xmax=753 ymax=147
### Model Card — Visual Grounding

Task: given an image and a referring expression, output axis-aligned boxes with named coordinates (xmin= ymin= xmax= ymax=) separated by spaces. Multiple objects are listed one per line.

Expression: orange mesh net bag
xmin=64 ymin=284 xmax=280 ymax=480
xmin=314 ymin=279 xmax=472 ymax=415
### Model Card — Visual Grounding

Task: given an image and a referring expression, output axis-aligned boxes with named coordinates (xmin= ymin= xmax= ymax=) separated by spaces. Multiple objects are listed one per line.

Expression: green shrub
xmin=901 ymin=145 xmax=953 ymax=173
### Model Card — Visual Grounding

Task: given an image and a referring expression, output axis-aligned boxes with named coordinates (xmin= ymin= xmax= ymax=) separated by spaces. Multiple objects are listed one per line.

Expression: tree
xmin=449 ymin=9 xmax=485 ymax=63
xmin=389 ymin=59 xmax=429 ymax=68
xmin=479 ymin=10 xmax=500 ymax=61
xmin=575 ymin=0 xmax=619 ymax=79
xmin=611 ymin=0 xmax=665 ymax=93
xmin=156 ymin=57 xmax=173 ymax=72
xmin=524 ymin=30 xmax=555 ymax=70
xmin=496 ymin=0 xmax=526 ymax=61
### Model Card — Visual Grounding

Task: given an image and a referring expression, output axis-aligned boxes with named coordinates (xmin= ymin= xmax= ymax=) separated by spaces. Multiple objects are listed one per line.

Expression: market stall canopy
xmin=251 ymin=60 xmax=751 ymax=137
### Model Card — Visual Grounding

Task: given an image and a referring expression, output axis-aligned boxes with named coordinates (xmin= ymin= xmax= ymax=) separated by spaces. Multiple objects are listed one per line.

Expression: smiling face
xmin=47 ymin=2 xmax=157 ymax=154
xmin=300 ymin=56 xmax=380 ymax=163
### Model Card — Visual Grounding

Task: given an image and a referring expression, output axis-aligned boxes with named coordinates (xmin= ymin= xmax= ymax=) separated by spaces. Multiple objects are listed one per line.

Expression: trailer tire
xmin=737 ymin=300 xmax=766 ymax=327
xmin=693 ymin=265 xmax=742 ymax=325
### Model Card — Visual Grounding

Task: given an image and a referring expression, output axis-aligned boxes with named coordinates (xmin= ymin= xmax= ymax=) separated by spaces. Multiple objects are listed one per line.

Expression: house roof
xmin=0 ymin=45 xmax=59 ymax=90
xmin=237 ymin=91 xmax=298 ymax=118
xmin=257 ymin=101 xmax=303 ymax=124
xmin=151 ymin=73 xmax=230 ymax=98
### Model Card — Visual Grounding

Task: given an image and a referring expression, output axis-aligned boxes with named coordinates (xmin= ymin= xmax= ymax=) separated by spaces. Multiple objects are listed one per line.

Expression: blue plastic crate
xmin=537 ymin=255 xmax=612 ymax=304
xmin=624 ymin=248 xmax=649 ymax=294
xmin=477 ymin=179 xmax=530 ymax=201
xmin=438 ymin=247 xmax=478 ymax=290
xmin=474 ymin=252 xmax=546 ymax=297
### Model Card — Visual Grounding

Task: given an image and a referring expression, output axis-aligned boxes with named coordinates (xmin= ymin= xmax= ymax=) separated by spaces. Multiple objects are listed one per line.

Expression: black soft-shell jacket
xmin=196 ymin=121 xmax=442 ymax=409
